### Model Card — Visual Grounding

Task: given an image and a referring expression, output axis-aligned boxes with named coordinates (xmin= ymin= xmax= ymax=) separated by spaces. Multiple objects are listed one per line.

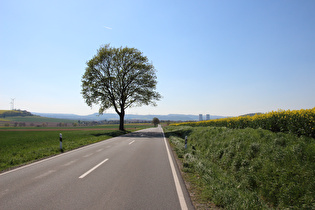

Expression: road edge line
xmin=161 ymin=127 xmax=188 ymax=210
xmin=0 ymin=134 xmax=123 ymax=177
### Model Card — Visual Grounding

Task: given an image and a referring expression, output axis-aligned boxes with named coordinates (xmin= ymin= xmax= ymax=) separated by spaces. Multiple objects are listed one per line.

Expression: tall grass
xmin=165 ymin=126 xmax=315 ymax=209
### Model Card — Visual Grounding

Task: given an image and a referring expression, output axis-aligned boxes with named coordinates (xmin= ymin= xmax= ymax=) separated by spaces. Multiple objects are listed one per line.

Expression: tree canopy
xmin=152 ymin=117 xmax=160 ymax=127
xmin=81 ymin=44 xmax=161 ymax=130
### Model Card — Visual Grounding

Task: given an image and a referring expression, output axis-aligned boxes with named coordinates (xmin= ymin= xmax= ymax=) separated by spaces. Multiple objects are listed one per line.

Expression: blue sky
xmin=1 ymin=0 xmax=314 ymax=116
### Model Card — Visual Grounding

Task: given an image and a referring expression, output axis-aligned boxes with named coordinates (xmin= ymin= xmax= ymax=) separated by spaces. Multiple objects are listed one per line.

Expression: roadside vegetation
xmin=0 ymin=124 xmax=151 ymax=172
xmin=165 ymin=108 xmax=315 ymax=209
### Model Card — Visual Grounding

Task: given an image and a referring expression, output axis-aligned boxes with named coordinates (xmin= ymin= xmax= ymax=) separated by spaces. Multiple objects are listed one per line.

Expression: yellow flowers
xmin=171 ymin=107 xmax=315 ymax=138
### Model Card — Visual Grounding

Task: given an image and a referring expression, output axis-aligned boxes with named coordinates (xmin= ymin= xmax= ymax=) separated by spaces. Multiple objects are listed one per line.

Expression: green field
xmin=0 ymin=115 xmax=77 ymax=123
xmin=0 ymin=123 xmax=150 ymax=130
xmin=0 ymin=124 xmax=151 ymax=172
xmin=164 ymin=126 xmax=315 ymax=209
xmin=0 ymin=113 xmax=78 ymax=128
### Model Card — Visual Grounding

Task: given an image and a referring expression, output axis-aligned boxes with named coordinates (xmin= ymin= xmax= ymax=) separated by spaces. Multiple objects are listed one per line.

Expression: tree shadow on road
xmin=91 ymin=130 xmax=130 ymax=138
xmin=122 ymin=131 xmax=164 ymax=138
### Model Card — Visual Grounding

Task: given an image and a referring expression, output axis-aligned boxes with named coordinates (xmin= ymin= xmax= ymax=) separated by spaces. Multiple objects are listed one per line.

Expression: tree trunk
xmin=119 ymin=111 xmax=125 ymax=131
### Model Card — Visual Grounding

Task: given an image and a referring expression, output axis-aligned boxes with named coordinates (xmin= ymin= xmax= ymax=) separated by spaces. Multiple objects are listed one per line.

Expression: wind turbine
xmin=10 ymin=98 xmax=15 ymax=110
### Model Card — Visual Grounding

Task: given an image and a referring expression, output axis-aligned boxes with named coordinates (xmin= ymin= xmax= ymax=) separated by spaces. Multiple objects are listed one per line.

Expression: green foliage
xmin=152 ymin=117 xmax=160 ymax=127
xmin=81 ymin=44 xmax=161 ymax=130
xmin=164 ymin=126 xmax=315 ymax=209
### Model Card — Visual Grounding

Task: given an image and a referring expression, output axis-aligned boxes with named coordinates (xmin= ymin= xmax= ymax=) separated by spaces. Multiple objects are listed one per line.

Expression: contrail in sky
xmin=104 ymin=26 xmax=112 ymax=30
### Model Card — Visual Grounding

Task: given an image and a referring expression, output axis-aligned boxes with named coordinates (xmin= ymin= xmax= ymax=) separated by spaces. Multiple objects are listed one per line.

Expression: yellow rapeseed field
xmin=171 ymin=107 xmax=315 ymax=137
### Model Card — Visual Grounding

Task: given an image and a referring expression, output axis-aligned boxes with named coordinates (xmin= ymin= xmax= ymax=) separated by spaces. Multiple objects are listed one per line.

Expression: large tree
xmin=81 ymin=44 xmax=161 ymax=131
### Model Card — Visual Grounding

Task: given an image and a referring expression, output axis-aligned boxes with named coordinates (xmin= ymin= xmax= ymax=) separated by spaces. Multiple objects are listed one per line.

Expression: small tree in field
xmin=81 ymin=44 xmax=161 ymax=131
xmin=152 ymin=117 xmax=160 ymax=127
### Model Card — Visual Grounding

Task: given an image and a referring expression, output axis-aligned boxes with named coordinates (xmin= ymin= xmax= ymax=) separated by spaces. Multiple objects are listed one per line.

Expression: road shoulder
xmin=168 ymin=138 xmax=220 ymax=210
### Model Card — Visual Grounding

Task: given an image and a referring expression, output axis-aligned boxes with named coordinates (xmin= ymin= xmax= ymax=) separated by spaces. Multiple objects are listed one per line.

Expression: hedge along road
xmin=0 ymin=126 xmax=194 ymax=210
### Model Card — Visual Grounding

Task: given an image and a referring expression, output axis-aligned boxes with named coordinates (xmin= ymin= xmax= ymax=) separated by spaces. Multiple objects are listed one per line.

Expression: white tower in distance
xmin=10 ymin=98 xmax=15 ymax=110
xmin=199 ymin=114 xmax=203 ymax=121
xmin=206 ymin=114 xmax=210 ymax=121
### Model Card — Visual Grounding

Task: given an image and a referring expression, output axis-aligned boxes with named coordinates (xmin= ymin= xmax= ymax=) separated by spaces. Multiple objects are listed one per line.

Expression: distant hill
xmin=1 ymin=110 xmax=265 ymax=124
xmin=0 ymin=110 xmax=33 ymax=118
xmin=32 ymin=112 xmax=226 ymax=121
xmin=0 ymin=110 xmax=77 ymax=126
xmin=3 ymin=110 xmax=264 ymax=122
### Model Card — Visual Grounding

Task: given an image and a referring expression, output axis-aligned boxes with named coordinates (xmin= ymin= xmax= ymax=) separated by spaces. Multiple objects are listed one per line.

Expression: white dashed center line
xmin=79 ymin=159 xmax=109 ymax=179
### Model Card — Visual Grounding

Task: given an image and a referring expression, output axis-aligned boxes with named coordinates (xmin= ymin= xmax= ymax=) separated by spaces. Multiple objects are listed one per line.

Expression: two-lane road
xmin=0 ymin=126 xmax=194 ymax=209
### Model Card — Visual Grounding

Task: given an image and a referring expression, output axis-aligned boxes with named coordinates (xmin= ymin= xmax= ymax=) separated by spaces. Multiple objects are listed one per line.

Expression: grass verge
xmin=164 ymin=126 xmax=315 ymax=209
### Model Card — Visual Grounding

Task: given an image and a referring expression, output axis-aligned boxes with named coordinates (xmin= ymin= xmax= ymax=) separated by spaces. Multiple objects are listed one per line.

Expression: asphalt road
xmin=0 ymin=126 xmax=194 ymax=210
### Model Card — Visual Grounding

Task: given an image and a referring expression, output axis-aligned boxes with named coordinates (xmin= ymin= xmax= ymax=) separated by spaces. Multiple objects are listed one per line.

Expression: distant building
xmin=199 ymin=114 xmax=203 ymax=121
xmin=206 ymin=114 xmax=210 ymax=121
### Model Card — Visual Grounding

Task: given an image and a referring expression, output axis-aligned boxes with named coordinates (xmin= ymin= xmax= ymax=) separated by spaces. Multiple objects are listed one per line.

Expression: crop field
xmin=0 ymin=124 xmax=151 ymax=172
xmin=0 ymin=116 xmax=77 ymax=123
xmin=0 ymin=123 xmax=150 ymax=130
xmin=0 ymin=115 xmax=78 ymax=128
xmin=0 ymin=116 xmax=78 ymax=128
xmin=172 ymin=107 xmax=315 ymax=138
